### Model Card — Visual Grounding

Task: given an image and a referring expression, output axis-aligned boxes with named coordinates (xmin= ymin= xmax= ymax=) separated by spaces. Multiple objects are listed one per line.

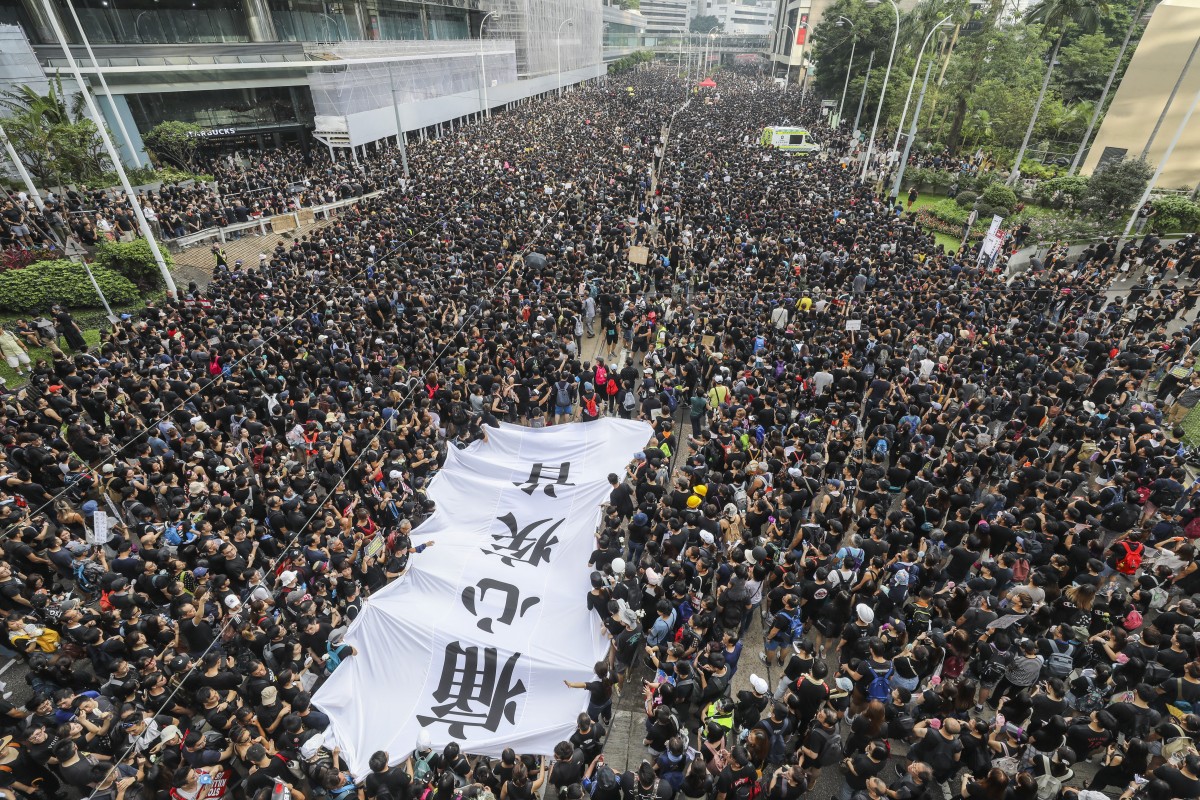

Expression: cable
xmin=1 ymin=161 xmax=527 ymax=542
xmin=83 ymin=229 xmax=542 ymax=799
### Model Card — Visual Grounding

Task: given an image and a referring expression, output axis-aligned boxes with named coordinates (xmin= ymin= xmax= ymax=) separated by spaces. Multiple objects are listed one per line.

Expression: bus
xmin=760 ymin=126 xmax=821 ymax=154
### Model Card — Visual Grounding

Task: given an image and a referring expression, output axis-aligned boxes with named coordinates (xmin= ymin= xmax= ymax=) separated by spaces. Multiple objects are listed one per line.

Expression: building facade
xmin=0 ymin=0 xmax=603 ymax=164
xmin=1081 ymin=0 xmax=1200 ymax=190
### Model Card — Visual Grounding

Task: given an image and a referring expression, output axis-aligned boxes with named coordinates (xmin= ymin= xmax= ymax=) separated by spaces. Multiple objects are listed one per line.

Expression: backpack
xmin=781 ymin=610 xmax=804 ymax=642
xmin=865 ymin=663 xmax=894 ymax=702
xmin=556 ymin=381 xmax=571 ymax=407
xmin=908 ymin=603 xmax=933 ymax=635
xmin=1115 ymin=541 xmax=1144 ymax=575
xmin=584 ymin=394 xmax=599 ymax=418
xmin=656 ymin=752 xmax=688 ymax=792
xmin=623 ymin=390 xmax=637 ymax=411
xmin=412 ymin=751 xmax=435 ymax=786
xmin=593 ymin=764 xmax=619 ymax=796
xmin=873 ymin=438 xmax=889 ymax=457
xmin=815 ymin=726 xmax=844 ymax=767
xmin=606 ymin=378 xmax=619 ymax=396
xmin=731 ymin=774 xmax=760 ymax=800
xmin=1123 ymin=608 xmax=1143 ymax=630
xmin=1035 ymin=756 xmax=1072 ymax=800
xmin=1066 ymin=675 xmax=1106 ymax=714
xmin=1045 ymin=640 xmax=1075 ymax=679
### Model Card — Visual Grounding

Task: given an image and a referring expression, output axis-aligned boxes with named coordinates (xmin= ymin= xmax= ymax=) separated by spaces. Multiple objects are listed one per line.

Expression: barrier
xmin=167 ymin=189 xmax=387 ymax=252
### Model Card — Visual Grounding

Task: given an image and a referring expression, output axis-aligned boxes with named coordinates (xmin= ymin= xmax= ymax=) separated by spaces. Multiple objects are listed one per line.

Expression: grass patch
xmin=0 ymin=328 xmax=103 ymax=387
xmin=1181 ymin=407 xmax=1200 ymax=447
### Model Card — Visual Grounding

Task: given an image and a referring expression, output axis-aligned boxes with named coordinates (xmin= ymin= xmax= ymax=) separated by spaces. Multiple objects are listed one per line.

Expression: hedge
xmin=0 ymin=259 xmax=140 ymax=313
xmin=94 ymin=239 xmax=172 ymax=290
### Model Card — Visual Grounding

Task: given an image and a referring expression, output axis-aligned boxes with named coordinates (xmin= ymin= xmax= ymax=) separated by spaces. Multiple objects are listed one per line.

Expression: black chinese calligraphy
xmin=417 ymin=643 xmax=526 ymax=739
xmin=482 ymin=512 xmax=562 ymax=568
xmin=461 ymin=578 xmax=541 ymax=633
xmin=513 ymin=462 xmax=575 ymax=497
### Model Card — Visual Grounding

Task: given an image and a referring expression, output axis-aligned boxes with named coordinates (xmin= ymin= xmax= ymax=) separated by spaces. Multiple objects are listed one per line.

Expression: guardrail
xmin=166 ymin=189 xmax=386 ymax=252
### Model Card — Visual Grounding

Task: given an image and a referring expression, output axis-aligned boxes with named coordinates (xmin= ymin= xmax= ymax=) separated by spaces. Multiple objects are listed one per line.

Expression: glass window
xmin=373 ymin=1 xmax=424 ymax=40
xmin=269 ymin=0 xmax=359 ymax=41
xmin=426 ymin=6 xmax=466 ymax=40
xmin=61 ymin=0 xmax=250 ymax=44
xmin=125 ymin=85 xmax=310 ymax=130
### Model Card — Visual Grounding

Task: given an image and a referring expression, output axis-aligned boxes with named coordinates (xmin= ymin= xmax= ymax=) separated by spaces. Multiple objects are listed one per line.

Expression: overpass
xmin=603 ymin=33 xmax=768 ymax=63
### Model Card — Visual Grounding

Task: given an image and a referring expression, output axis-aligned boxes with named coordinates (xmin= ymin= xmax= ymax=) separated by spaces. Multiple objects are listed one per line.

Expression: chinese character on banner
xmin=417 ymin=642 xmax=526 ymax=739
xmin=513 ymin=462 xmax=575 ymax=497
xmin=461 ymin=578 xmax=541 ymax=633
xmin=483 ymin=513 xmax=562 ymax=568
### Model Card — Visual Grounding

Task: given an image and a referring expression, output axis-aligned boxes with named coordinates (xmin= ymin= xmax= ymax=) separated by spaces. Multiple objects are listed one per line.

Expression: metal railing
xmin=167 ymin=189 xmax=385 ymax=251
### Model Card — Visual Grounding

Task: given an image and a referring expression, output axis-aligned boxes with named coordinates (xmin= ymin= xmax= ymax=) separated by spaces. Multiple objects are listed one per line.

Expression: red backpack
xmin=1115 ymin=541 xmax=1144 ymax=575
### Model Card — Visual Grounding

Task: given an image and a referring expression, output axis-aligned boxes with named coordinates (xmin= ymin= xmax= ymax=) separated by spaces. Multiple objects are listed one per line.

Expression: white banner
xmin=315 ymin=418 xmax=652 ymax=776
xmin=978 ymin=214 xmax=1005 ymax=263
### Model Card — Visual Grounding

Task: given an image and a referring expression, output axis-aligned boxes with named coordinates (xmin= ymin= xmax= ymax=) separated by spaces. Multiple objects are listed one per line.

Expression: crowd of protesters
xmin=1 ymin=64 xmax=1200 ymax=800
xmin=1 ymin=146 xmax=384 ymax=252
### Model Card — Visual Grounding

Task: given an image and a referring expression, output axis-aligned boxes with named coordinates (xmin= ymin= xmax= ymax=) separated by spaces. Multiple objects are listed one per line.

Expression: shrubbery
xmin=94 ymin=239 xmax=172 ymax=290
xmin=955 ymin=191 xmax=978 ymax=208
xmin=0 ymin=259 xmax=139 ymax=313
xmin=981 ymin=184 xmax=1018 ymax=211
xmin=1151 ymin=195 xmax=1200 ymax=233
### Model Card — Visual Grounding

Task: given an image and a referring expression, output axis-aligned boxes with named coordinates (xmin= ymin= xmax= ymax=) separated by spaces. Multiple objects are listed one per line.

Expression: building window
xmin=58 ymin=0 xmax=251 ymax=44
xmin=269 ymin=0 xmax=360 ymax=42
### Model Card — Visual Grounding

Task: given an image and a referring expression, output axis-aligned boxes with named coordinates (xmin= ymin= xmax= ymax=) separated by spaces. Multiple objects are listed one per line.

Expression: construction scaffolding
xmin=482 ymin=0 xmax=602 ymax=80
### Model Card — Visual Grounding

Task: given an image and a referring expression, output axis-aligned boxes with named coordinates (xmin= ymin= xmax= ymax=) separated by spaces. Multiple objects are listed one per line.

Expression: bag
xmin=816 ymin=727 xmax=844 ymax=767
xmin=585 ymin=394 xmax=599 ymax=417
xmin=873 ymin=438 xmax=889 ymax=457
xmin=1115 ymin=541 xmax=1144 ymax=575
xmin=1123 ymin=608 xmax=1143 ymax=630
xmin=1134 ymin=486 xmax=1152 ymax=505
xmin=606 ymin=378 xmax=619 ymax=396
xmin=991 ymin=743 xmax=1021 ymax=775
xmin=623 ymin=391 xmax=637 ymax=412
xmin=556 ymin=382 xmax=571 ymax=407
xmin=412 ymin=751 xmax=435 ymax=786
xmin=781 ymin=611 xmax=804 ymax=642
xmin=865 ymin=663 xmax=894 ymax=702
xmin=1169 ymin=679 xmax=1195 ymax=719
xmin=1045 ymin=640 xmax=1075 ymax=679
xmin=1035 ymin=756 xmax=1072 ymax=800
xmin=1066 ymin=676 xmax=1106 ymax=714
xmin=1011 ymin=557 xmax=1030 ymax=584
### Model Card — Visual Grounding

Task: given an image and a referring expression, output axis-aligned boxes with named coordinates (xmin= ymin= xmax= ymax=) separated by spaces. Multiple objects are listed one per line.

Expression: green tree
xmin=689 ymin=15 xmax=723 ymax=33
xmin=1054 ymin=31 xmax=1115 ymax=104
xmin=1007 ymin=0 xmax=1110 ymax=186
xmin=1081 ymin=157 xmax=1151 ymax=217
xmin=143 ymin=121 xmax=202 ymax=169
xmin=0 ymin=76 xmax=111 ymax=188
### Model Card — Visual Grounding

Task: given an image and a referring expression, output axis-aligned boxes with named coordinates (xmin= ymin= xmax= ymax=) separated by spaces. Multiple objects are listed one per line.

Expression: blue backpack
xmin=865 ymin=663 xmax=894 ymax=701
xmin=873 ymin=437 xmax=889 ymax=457
xmin=782 ymin=611 xmax=804 ymax=642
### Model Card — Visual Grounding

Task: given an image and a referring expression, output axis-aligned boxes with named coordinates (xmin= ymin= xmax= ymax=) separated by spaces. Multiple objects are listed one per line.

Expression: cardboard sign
xmin=88 ymin=513 xmax=109 ymax=545
xmin=628 ymin=245 xmax=649 ymax=265
xmin=365 ymin=534 xmax=385 ymax=560
xmin=845 ymin=320 xmax=862 ymax=331
xmin=701 ymin=335 xmax=716 ymax=349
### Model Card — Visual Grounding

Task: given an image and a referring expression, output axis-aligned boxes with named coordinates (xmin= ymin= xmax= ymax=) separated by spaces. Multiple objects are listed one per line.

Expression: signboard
xmin=628 ymin=245 xmax=649 ymax=265
xmin=845 ymin=320 xmax=862 ymax=331
xmin=978 ymin=214 xmax=1006 ymax=264
xmin=271 ymin=214 xmax=297 ymax=234
xmin=88 ymin=513 xmax=109 ymax=545
xmin=365 ymin=534 xmax=385 ymax=561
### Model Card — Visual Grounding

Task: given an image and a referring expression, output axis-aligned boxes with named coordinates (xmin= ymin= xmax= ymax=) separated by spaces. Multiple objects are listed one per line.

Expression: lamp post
xmin=835 ymin=17 xmax=857 ymax=127
xmin=65 ymin=0 xmax=143 ymax=168
xmin=387 ymin=62 xmax=410 ymax=179
xmin=795 ymin=22 xmax=809 ymax=95
xmin=891 ymin=57 xmax=934 ymax=204
xmin=860 ymin=0 xmax=899 ymax=183
xmin=556 ymin=17 xmax=574 ymax=99
xmin=777 ymin=24 xmax=793 ymax=92
xmin=891 ymin=14 xmax=952 ymax=158
xmin=677 ymin=27 xmax=686 ymax=75
xmin=39 ymin=0 xmax=175 ymax=296
xmin=853 ymin=49 xmax=875 ymax=136
xmin=478 ymin=10 xmax=499 ymax=118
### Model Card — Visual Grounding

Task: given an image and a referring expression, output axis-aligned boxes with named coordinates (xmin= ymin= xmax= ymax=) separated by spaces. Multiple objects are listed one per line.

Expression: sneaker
xmin=819 ymin=644 xmax=827 ymax=660
xmin=974 ymin=703 xmax=984 ymax=712
xmin=759 ymin=652 xmax=768 ymax=664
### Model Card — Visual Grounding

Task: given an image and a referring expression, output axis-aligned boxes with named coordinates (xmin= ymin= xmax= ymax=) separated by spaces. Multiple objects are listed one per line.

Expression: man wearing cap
xmin=708 ymin=376 xmax=730 ymax=410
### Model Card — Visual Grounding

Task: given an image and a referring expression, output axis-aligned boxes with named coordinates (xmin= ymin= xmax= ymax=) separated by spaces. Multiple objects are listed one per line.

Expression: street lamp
xmin=556 ymin=18 xmax=575 ymax=99
xmin=776 ymin=24 xmax=793 ymax=91
xmin=835 ymin=16 xmax=857 ymax=126
xmin=479 ymin=11 xmax=499 ymax=117
xmin=891 ymin=14 xmax=953 ymax=158
xmin=795 ymin=22 xmax=809 ymax=95
xmin=860 ymin=0 xmax=900 ymax=183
